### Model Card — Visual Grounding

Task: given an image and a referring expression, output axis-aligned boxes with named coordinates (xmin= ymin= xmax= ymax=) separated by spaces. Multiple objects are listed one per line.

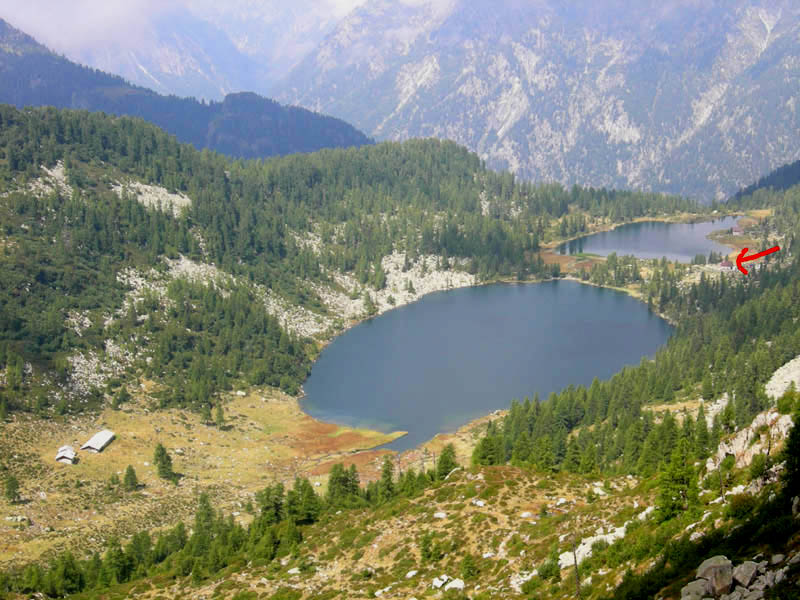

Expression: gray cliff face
xmin=278 ymin=0 xmax=800 ymax=200
xmin=69 ymin=8 xmax=261 ymax=102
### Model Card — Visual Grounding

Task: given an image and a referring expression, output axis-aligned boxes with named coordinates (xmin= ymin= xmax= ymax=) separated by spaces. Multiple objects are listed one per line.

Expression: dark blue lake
xmin=556 ymin=216 xmax=738 ymax=261
xmin=301 ymin=280 xmax=672 ymax=451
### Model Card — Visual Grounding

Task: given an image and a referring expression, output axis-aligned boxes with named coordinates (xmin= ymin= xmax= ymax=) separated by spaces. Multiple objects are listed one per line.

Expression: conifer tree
xmin=695 ymin=405 xmax=710 ymax=458
xmin=436 ymin=443 xmax=458 ymax=479
xmin=637 ymin=430 xmax=660 ymax=477
xmin=153 ymin=443 xmax=175 ymax=482
xmin=710 ymin=413 xmax=722 ymax=450
xmin=123 ymin=465 xmax=138 ymax=491
xmin=782 ymin=408 xmax=800 ymax=499
xmin=656 ymin=438 xmax=698 ymax=522
xmin=511 ymin=431 xmax=533 ymax=465
xmin=4 ymin=474 xmax=19 ymax=504
xmin=701 ymin=372 xmax=713 ymax=400
xmin=563 ymin=438 xmax=581 ymax=472
xmin=379 ymin=456 xmax=395 ymax=502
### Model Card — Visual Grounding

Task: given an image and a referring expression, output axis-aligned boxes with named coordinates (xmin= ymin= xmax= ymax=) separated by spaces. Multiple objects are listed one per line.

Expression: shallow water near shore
xmin=556 ymin=216 xmax=739 ymax=261
xmin=300 ymin=280 xmax=672 ymax=451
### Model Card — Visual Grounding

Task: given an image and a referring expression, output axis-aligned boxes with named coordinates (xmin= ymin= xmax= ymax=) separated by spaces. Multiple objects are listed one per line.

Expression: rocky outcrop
xmin=112 ymin=180 xmax=191 ymax=218
xmin=733 ymin=561 xmax=758 ymax=588
xmin=280 ymin=0 xmax=800 ymax=200
xmin=765 ymin=354 xmax=800 ymax=400
xmin=682 ymin=553 xmax=793 ymax=599
xmin=558 ymin=524 xmax=627 ymax=568
xmin=697 ymin=556 xmax=733 ymax=597
xmin=706 ymin=409 xmax=793 ymax=472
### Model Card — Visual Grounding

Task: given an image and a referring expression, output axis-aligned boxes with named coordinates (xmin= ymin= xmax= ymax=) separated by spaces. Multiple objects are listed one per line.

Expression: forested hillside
xmin=0 ymin=105 xmax=700 ymax=423
xmin=474 ymin=167 xmax=800 ymax=475
xmin=1 ymin=106 xmax=799 ymax=598
xmin=0 ymin=19 xmax=371 ymax=160
xmin=734 ymin=159 xmax=800 ymax=201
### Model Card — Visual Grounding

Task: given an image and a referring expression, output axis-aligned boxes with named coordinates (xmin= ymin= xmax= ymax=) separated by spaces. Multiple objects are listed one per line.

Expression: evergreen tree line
xmin=0 ymin=24 xmax=372 ymax=161
xmin=0 ymin=106 xmax=700 ymax=295
xmin=0 ymin=105 xmax=701 ymax=415
xmin=0 ymin=446 xmax=459 ymax=598
xmin=473 ymin=253 xmax=800 ymax=478
xmin=0 ymin=175 xmax=311 ymax=412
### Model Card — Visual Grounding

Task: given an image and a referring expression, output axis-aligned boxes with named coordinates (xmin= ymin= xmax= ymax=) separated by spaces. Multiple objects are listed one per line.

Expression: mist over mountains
xmin=0 ymin=0 xmax=365 ymax=100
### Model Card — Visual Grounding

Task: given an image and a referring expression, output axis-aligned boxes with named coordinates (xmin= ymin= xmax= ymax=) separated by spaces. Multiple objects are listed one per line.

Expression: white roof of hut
xmin=56 ymin=445 xmax=77 ymax=464
xmin=80 ymin=430 xmax=115 ymax=453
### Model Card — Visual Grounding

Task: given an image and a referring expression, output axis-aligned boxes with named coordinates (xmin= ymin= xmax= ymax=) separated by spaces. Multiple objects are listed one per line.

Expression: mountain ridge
xmin=277 ymin=0 xmax=800 ymax=201
xmin=0 ymin=18 xmax=372 ymax=161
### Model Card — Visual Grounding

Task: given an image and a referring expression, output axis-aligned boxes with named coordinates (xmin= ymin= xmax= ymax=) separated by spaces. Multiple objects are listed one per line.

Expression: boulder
xmin=681 ymin=579 xmax=711 ymax=599
xmin=770 ymin=553 xmax=785 ymax=565
xmin=742 ymin=591 xmax=764 ymax=600
xmin=287 ymin=567 xmax=300 ymax=575
xmin=433 ymin=512 xmax=447 ymax=519
xmin=763 ymin=570 xmax=775 ymax=588
xmin=405 ymin=570 xmax=418 ymax=579
xmin=520 ymin=511 xmax=533 ymax=518
xmin=721 ymin=590 xmax=743 ymax=600
xmin=444 ymin=578 xmax=465 ymax=591
xmin=733 ymin=561 xmax=758 ymax=588
xmin=775 ymin=568 xmax=787 ymax=585
xmin=757 ymin=560 xmax=768 ymax=573
xmin=750 ymin=575 xmax=766 ymax=591
xmin=697 ymin=556 xmax=733 ymax=596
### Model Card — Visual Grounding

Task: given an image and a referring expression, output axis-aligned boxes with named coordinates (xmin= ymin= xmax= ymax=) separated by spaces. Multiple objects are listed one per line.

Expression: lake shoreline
xmin=296 ymin=212 xmax=747 ymax=461
xmin=540 ymin=211 xmax=742 ymax=250
xmin=299 ymin=277 xmax=674 ymax=457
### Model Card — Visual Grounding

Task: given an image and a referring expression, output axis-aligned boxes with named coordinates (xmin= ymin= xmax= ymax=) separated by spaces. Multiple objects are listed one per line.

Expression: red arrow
xmin=735 ymin=245 xmax=780 ymax=274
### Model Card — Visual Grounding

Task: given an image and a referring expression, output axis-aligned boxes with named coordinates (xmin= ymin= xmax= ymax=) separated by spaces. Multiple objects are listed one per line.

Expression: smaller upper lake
xmin=556 ymin=216 xmax=739 ymax=262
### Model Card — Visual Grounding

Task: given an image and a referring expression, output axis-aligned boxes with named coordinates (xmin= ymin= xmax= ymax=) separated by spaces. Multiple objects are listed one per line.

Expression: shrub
xmin=725 ymin=493 xmax=757 ymax=521
xmin=749 ymin=454 xmax=768 ymax=481
xmin=538 ymin=558 xmax=560 ymax=581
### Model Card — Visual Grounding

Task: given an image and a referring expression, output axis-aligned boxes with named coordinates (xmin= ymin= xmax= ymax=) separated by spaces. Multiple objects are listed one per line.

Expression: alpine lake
xmin=301 ymin=217 xmax=737 ymax=450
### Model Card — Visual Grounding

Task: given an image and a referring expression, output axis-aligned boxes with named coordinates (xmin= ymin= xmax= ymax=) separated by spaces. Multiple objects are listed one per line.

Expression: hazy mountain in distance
xmin=185 ymin=0 xmax=366 ymax=92
xmin=277 ymin=0 xmax=800 ymax=200
xmin=0 ymin=18 xmax=372 ymax=159
xmin=75 ymin=8 xmax=260 ymax=101
xmin=0 ymin=0 xmax=367 ymax=100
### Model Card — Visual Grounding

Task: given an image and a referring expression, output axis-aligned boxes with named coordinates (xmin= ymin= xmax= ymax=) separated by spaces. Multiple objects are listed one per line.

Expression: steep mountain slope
xmin=0 ymin=19 xmax=372 ymax=160
xmin=0 ymin=1 xmax=366 ymax=99
xmin=0 ymin=3 xmax=259 ymax=101
xmin=185 ymin=0 xmax=366 ymax=92
xmin=278 ymin=0 xmax=800 ymax=201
